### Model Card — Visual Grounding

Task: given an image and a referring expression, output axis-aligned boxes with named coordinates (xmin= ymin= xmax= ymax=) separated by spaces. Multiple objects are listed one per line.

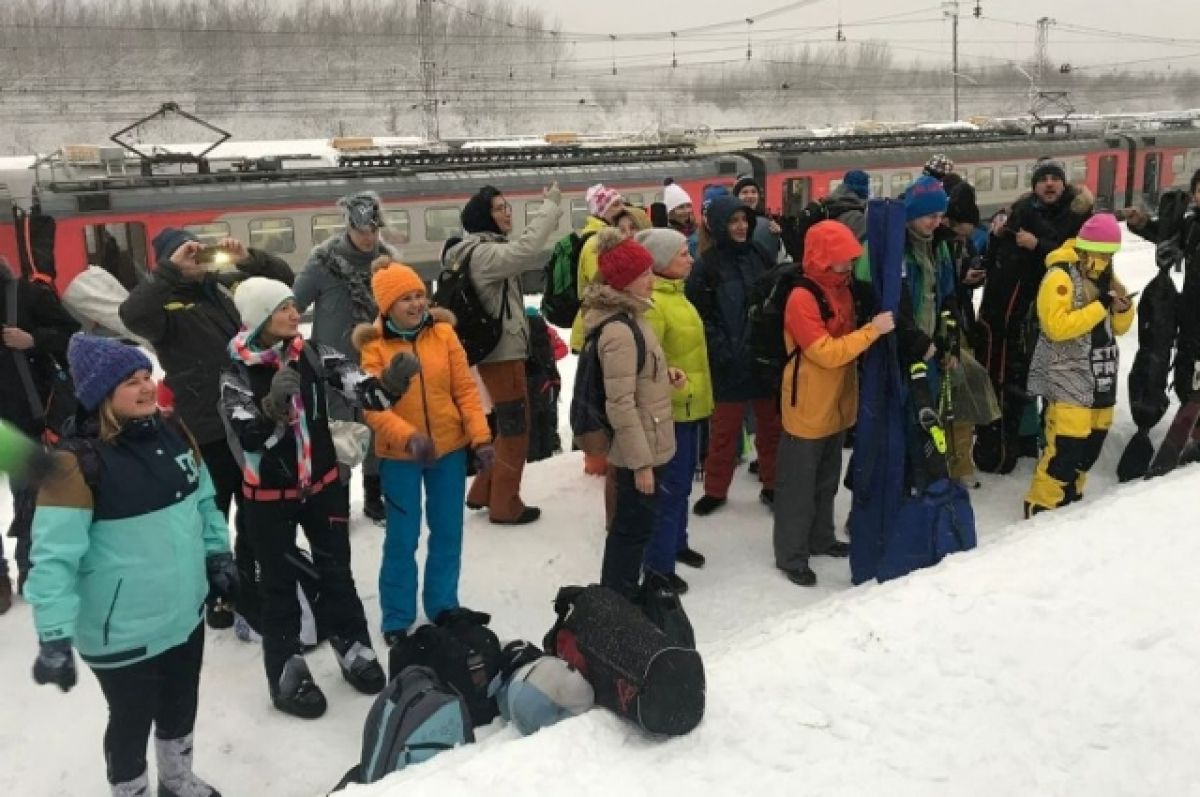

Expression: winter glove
xmin=262 ymin=367 xmax=302 ymax=423
xmin=473 ymin=444 xmax=496 ymax=473
xmin=381 ymin=352 xmax=420 ymax=398
xmin=206 ymin=552 xmax=239 ymax=603
xmin=33 ymin=638 xmax=76 ymax=693
xmin=1094 ymin=267 xmax=1113 ymax=297
xmin=406 ymin=433 xmax=436 ymax=464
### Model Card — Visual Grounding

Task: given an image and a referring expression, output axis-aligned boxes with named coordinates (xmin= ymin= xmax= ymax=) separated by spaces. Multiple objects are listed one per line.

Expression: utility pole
xmin=417 ymin=0 xmax=439 ymax=143
xmin=1034 ymin=16 xmax=1056 ymax=91
xmin=944 ymin=1 xmax=960 ymax=121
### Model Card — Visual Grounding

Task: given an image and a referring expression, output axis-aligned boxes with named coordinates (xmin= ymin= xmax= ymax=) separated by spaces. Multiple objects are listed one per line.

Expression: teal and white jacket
xmin=25 ymin=415 xmax=230 ymax=668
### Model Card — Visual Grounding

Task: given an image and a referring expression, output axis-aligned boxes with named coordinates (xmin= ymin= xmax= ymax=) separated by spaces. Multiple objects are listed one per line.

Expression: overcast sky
xmin=514 ymin=0 xmax=1200 ymax=77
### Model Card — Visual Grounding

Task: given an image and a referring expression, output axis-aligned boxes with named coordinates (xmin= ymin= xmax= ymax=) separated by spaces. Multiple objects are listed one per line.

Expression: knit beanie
xmin=903 ymin=176 xmax=950 ymax=221
xmin=596 ymin=227 xmax=654 ymax=291
xmin=233 ymin=277 xmax=295 ymax=334
xmin=1031 ymin=158 xmax=1067 ymax=187
xmin=586 ymin=183 xmax=623 ymax=218
xmin=663 ymin=182 xmax=693 ymax=213
xmin=701 ymin=184 xmax=730 ymax=217
xmin=923 ymin=154 xmax=955 ymax=180
xmin=946 ymin=183 xmax=981 ymax=227
xmin=461 ymin=186 xmax=504 ymax=235
xmin=842 ymin=170 xmax=870 ymax=200
xmin=371 ymin=257 xmax=426 ymax=315
xmin=67 ymin=334 xmax=154 ymax=412
xmin=732 ymin=174 xmax=759 ymax=198
xmin=339 ymin=191 xmax=384 ymax=231
xmin=1075 ymin=214 xmax=1122 ymax=254
xmin=635 ymin=228 xmax=687 ymax=274
xmin=151 ymin=227 xmax=199 ymax=267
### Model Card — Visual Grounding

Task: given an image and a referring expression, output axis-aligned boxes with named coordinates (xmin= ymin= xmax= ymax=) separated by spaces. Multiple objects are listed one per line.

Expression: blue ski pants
xmin=378 ymin=448 xmax=468 ymax=634
xmin=644 ymin=420 xmax=701 ymax=575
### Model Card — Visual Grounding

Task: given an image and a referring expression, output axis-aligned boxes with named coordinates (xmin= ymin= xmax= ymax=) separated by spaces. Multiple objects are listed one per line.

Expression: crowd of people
xmin=3 ymin=152 xmax=1195 ymax=796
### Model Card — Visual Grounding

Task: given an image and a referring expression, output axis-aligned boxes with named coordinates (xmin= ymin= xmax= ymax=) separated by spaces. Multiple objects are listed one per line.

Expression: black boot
xmin=204 ymin=599 xmax=233 ymax=630
xmin=271 ymin=655 xmax=327 ymax=719
xmin=692 ymin=495 xmax=726 ymax=516
xmin=675 ymin=547 xmax=706 ymax=569
xmin=814 ymin=541 xmax=850 ymax=558
xmin=363 ymin=474 xmax=385 ymax=523
xmin=781 ymin=566 xmax=817 ymax=587
xmin=759 ymin=488 xmax=775 ymax=508
xmin=330 ymin=636 xmax=386 ymax=695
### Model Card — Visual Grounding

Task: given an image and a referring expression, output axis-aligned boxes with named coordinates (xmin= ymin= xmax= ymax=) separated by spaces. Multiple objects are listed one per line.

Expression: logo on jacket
xmin=175 ymin=451 xmax=200 ymax=484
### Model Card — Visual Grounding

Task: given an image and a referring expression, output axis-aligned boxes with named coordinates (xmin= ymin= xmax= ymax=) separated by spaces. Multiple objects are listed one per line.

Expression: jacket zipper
xmin=410 ymin=340 xmax=433 ymax=437
xmin=103 ymin=578 xmax=124 ymax=646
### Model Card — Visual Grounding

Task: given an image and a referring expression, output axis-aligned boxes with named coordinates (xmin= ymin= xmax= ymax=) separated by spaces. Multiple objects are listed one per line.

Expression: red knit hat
xmin=598 ymin=237 xmax=655 ymax=291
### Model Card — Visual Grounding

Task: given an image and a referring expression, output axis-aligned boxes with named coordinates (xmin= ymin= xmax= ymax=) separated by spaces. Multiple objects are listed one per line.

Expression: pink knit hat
xmin=586 ymin=183 xmax=623 ymax=218
xmin=1075 ymin=214 xmax=1122 ymax=254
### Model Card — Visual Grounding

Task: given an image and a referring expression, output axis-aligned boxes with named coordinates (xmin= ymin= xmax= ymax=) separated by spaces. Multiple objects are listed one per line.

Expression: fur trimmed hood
xmin=580 ymin=282 xmax=652 ymax=330
xmin=351 ymin=306 xmax=456 ymax=351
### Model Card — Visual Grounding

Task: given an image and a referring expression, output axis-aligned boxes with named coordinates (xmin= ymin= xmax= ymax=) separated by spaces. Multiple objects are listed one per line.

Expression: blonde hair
xmin=98 ymin=398 xmax=124 ymax=444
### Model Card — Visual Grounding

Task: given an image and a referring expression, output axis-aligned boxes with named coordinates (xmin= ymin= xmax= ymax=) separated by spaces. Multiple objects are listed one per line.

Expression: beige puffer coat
xmin=580 ymin=283 xmax=676 ymax=470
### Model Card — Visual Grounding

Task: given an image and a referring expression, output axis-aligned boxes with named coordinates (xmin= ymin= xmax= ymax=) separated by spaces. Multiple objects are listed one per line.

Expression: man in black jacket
xmin=119 ymin=228 xmax=294 ymax=627
xmin=972 ymin=159 xmax=1092 ymax=473
xmin=1 ymin=260 xmax=79 ymax=611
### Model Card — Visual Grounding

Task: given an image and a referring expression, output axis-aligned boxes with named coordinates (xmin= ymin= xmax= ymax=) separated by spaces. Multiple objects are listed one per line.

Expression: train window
xmin=184 ymin=222 xmax=230 ymax=245
xmin=653 ymin=192 xmax=663 ymax=204
xmin=424 ymin=207 xmax=461 ymax=242
xmin=624 ymin=193 xmax=643 ymax=206
xmin=869 ymin=173 xmax=883 ymax=198
xmin=890 ymin=173 xmax=911 ymax=197
xmin=829 ymin=179 xmax=842 ymax=194
xmin=381 ymin=209 xmax=410 ymax=246
xmin=999 ymin=166 xmax=1019 ymax=191
xmin=975 ymin=167 xmax=994 ymax=192
xmin=84 ymin=222 xmax=148 ymax=290
xmin=248 ymin=218 xmax=296 ymax=254
xmin=1172 ymin=155 xmax=1185 ymax=181
xmin=311 ymin=214 xmax=344 ymax=245
xmin=570 ymin=199 xmax=589 ymax=230
xmin=782 ymin=177 xmax=812 ymax=217
xmin=1143 ymin=153 xmax=1162 ymax=206
xmin=1071 ymin=161 xmax=1088 ymax=184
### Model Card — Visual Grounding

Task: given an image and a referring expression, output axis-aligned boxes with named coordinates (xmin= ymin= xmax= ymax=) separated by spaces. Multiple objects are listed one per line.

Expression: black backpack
xmin=778 ymin=201 xmax=830 ymax=263
xmin=569 ymin=313 xmax=646 ymax=456
xmin=747 ymin=263 xmax=833 ymax=400
xmin=387 ymin=608 xmax=502 ymax=728
xmin=540 ymin=230 xmax=596 ymax=328
xmin=431 ymin=241 xmax=507 ymax=365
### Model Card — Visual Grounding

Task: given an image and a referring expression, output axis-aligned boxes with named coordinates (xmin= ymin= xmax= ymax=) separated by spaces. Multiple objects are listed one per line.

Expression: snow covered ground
xmin=4 ymin=226 xmax=1199 ymax=796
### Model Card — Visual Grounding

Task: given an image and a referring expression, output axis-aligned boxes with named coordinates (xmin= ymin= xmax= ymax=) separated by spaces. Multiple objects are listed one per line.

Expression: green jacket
xmin=26 ymin=416 xmax=230 ymax=668
xmin=569 ymin=215 xmax=611 ymax=352
xmin=645 ymin=278 xmax=715 ymax=422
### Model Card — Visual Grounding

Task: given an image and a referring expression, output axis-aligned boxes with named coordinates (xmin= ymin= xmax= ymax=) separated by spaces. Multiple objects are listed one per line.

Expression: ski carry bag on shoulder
xmin=544 ymin=585 xmax=704 ymax=736
xmin=332 ymin=665 xmax=473 ymax=792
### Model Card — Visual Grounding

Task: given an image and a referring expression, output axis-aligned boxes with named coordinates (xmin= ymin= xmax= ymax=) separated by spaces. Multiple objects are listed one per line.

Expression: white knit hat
xmin=233 ymin=277 xmax=294 ymax=333
xmin=663 ymin=183 xmax=693 ymax=213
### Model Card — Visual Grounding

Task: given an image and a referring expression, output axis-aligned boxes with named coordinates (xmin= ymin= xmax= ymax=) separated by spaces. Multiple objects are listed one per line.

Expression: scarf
xmin=327 ymin=235 xmax=382 ymax=324
xmin=385 ymin=312 xmax=430 ymax=341
xmin=229 ymin=330 xmax=313 ymax=489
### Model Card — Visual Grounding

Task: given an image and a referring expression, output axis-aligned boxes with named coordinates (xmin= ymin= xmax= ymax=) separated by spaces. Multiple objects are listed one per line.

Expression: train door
xmin=84 ymin=222 xmax=148 ymax=289
xmin=1142 ymin=152 xmax=1162 ymax=208
xmin=782 ymin=177 xmax=811 ymax=217
xmin=1096 ymin=155 xmax=1118 ymax=211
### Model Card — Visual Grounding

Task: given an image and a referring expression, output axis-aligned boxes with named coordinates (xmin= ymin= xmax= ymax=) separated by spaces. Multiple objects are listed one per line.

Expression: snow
xmin=3 ymin=225 xmax=1198 ymax=796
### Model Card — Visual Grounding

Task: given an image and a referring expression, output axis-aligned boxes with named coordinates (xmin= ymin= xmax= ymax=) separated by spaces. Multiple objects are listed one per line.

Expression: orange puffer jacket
xmin=354 ymin=308 xmax=491 ymax=460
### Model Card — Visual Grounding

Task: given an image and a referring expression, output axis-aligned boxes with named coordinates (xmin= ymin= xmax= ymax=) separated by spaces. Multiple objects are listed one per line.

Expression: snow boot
xmin=814 ymin=541 xmax=850 ymax=558
xmin=759 ymin=488 xmax=775 ymax=508
xmin=0 ymin=572 xmax=12 ymax=615
xmin=490 ymin=506 xmax=541 ymax=525
xmin=330 ymin=636 xmax=386 ymax=695
xmin=111 ymin=771 xmax=149 ymax=796
xmin=665 ymin=573 xmax=689 ymax=594
xmin=675 ymin=547 xmax=706 ymax=569
xmin=782 ymin=566 xmax=817 ymax=587
xmin=363 ymin=474 xmax=385 ymax=523
xmin=204 ymin=599 xmax=233 ymax=630
xmin=271 ymin=655 xmax=327 ymax=719
xmin=155 ymin=734 xmax=221 ymax=797
xmin=692 ymin=495 xmax=726 ymax=516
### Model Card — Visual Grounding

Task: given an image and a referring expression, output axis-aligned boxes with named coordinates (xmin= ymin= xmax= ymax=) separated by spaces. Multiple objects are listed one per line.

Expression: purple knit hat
xmin=67 ymin=334 xmax=153 ymax=411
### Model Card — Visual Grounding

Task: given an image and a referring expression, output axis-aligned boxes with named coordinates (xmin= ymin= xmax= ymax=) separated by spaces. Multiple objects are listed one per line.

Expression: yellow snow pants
xmin=1025 ymin=402 xmax=1113 ymax=516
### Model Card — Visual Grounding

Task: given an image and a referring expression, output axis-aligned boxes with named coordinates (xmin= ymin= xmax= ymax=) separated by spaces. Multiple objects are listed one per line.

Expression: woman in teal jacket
xmin=639 ymin=228 xmax=714 ymax=593
xmin=26 ymin=334 xmax=233 ymax=797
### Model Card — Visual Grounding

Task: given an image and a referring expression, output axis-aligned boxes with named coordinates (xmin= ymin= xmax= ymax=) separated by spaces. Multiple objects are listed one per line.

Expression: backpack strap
xmin=783 ymin=276 xmax=834 ymax=407
xmin=5 ymin=278 xmax=47 ymax=424
xmin=590 ymin=312 xmax=646 ymax=374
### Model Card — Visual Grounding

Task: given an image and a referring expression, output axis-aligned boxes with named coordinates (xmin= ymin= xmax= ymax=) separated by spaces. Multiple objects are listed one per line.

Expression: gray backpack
xmin=333 ymin=665 xmax=474 ymax=791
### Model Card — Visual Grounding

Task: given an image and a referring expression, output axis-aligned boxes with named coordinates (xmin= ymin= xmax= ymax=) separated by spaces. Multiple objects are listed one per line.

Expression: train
xmin=3 ymin=120 xmax=1200 ymax=294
